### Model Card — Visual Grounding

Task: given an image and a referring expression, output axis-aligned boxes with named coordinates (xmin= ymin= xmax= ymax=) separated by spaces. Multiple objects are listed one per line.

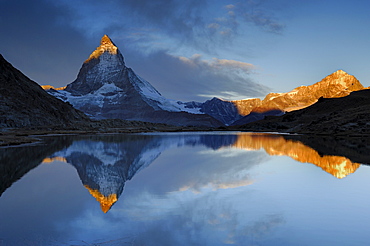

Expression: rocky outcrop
xmin=231 ymin=98 xmax=262 ymax=115
xmin=0 ymin=54 xmax=89 ymax=128
xmin=231 ymin=110 xmax=284 ymax=126
xmin=65 ymin=35 xmax=126 ymax=96
xmin=200 ymin=97 xmax=243 ymax=126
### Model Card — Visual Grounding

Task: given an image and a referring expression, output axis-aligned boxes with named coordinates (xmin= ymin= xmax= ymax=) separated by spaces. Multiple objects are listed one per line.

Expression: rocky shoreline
xmin=0 ymin=122 xmax=217 ymax=147
xmin=2 ymin=123 xmax=369 ymax=146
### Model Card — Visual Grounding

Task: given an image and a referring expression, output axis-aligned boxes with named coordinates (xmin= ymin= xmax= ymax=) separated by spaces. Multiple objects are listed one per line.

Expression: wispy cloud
xmin=244 ymin=11 xmax=285 ymax=34
xmin=47 ymin=0 xmax=287 ymax=54
xmin=125 ymin=50 xmax=270 ymax=101
xmin=1 ymin=0 xmax=283 ymax=99
xmin=178 ymin=55 xmax=255 ymax=72
xmin=238 ymin=0 xmax=286 ymax=34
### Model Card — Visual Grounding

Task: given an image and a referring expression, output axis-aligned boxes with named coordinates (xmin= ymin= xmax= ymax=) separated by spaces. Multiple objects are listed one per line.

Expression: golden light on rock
xmin=84 ymin=185 xmax=118 ymax=213
xmin=85 ymin=35 xmax=118 ymax=63
xmin=42 ymin=156 xmax=67 ymax=164
xmin=232 ymin=98 xmax=262 ymax=116
xmin=41 ymin=85 xmax=67 ymax=90
xmin=231 ymin=70 xmax=365 ymax=115
xmin=233 ymin=134 xmax=360 ymax=179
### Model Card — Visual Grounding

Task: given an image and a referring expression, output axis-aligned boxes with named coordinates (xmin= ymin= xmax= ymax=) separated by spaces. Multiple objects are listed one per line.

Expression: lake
xmin=0 ymin=132 xmax=370 ymax=246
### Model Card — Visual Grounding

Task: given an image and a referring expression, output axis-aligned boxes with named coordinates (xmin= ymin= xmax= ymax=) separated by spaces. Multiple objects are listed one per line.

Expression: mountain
xmin=177 ymin=70 xmax=365 ymax=126
xmin=47 ymin=35 xmax=222 ymax=127
xmin=229 ymin=70 xmax=365 ymax=125
xmin=231 ymin=110 xmax=284 ymax=126
xmin=42 ymin=35 xmax=365 ymax=127
xmin=0 ymin=54 xmax=89 ymax=128
xmin=247 ymin=69 xmax=363 ymax=113
xmin=234 ymin=89 xmax=370 ymax=135
xmin=199 ymin=97 xmax=243 ymax=126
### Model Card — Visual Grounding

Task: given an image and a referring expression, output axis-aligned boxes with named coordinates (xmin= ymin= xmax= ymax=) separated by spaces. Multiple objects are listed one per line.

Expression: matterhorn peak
xmin=101 ymin=34 xmax=114 ymax=46
xmin=85 ymin=35 xmax=121 ymax=63
xmin=333 ymin=69 xmax=349 ymax=75
xmin=47 ymin=35 xmax=224 ymax=127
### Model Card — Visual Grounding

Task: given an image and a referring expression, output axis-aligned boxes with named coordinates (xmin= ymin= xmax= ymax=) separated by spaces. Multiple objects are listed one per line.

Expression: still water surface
xmin=0 ymin=132 xmax=370 ymax=245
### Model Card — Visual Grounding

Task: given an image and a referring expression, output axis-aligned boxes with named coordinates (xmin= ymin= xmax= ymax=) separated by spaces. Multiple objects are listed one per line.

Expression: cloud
xmin=225 ymin=4 xmax=235 ymax=10
xmin=244 ymin=11 xmax=285 ymax=34
xmin=125 ymin=50 xmax=270 ymax=101
xmin=0 ymin=0 xmax=281 ymax=100
xmin=235 ymin=0 xmax=287 ymax=34
xmin=179 ymin=55 xmax=255 ymax=72
xmin=124 ymin=139 xmax=269 ymax=195
xmin=124 ymin=194 xmax=284 ymax=246
xmin=46 ymin=0 xmax=286 ymax=54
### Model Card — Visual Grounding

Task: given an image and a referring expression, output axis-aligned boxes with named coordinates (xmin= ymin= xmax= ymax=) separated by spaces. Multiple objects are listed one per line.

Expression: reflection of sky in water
xmin=1 ymin=134 xmax=370 ymax=245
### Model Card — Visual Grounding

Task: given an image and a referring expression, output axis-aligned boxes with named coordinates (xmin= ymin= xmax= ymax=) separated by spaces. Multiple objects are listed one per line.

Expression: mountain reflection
xmin=35 ymin=133 xmax=366 ymax=213
xmin=233 ymin=133 xmax=360 ymax=179
xmin=48 ymin=134 xmax=238 ymax=212
xmin=0 ymin=136 xmax=73 ymax=197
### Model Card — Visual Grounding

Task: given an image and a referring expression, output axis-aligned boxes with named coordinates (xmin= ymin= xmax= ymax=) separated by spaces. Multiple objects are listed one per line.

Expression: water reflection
xmin=1 ymin=132 xmax=367 ymax=203
xmin=33 ymin=132 xmax=366 ymax=212
xmin=1 ymin=132 xmax=370 ymax=245
xmin=47 ymin=134 xmax=239 ymax=212
xmin=0 ymin=136 xmax=73 ymax=197
xmin=233 ymin=134 xmax=360 ymax=179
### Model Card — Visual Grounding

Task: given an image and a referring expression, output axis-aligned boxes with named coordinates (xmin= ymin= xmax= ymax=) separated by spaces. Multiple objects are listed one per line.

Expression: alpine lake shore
xmin=2 ymin=119 xmax=370 ymax=168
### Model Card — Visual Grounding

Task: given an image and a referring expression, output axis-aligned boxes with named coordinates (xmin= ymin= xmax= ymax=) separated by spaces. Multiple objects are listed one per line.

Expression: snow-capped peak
xmin=85 ymin=35 xmax=121 ymax=63
xmin=333 ymin=69 xmax=348 ymax=75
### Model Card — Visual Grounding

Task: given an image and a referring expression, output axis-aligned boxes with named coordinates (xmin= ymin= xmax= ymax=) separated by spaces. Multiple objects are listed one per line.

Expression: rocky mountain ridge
xmin=247 ymin=69 xmax=363 ymax=113
xmin=0 ymin=54 xmax=89 ymax=128
xmin=45 ymin=35 xmax=367 ymax=127
xmin=235 ymin=89 xmax=370 ymax=135
xmin=175 ymin=69 xmax=365 ymax=126
xmin=229 ymin=69 xmax=366 ymax=125
xmin=2 ymin=34 xmax=366 ymax=129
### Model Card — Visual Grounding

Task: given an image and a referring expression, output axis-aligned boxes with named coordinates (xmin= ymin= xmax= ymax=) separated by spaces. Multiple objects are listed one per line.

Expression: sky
xmin=1 ymin=0 xmax=370 ymax=102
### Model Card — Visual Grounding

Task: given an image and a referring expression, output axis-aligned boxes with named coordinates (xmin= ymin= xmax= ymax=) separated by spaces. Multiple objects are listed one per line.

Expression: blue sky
xmin=1 ymin=0 xmax=370 ymax=101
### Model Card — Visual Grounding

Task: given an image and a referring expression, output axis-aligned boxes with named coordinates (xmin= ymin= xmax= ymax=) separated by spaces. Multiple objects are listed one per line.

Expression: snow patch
xmin=48 ymin=83 xmax=125 ymax=117
xmin=128 ymin=69 xmax=203 ymax=114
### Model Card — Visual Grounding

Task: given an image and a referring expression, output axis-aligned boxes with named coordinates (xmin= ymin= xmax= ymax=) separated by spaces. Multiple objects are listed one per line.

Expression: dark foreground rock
xmin=0 ymin=54 xmax=89 ymax=128
xmin=282 ymin=134 xmax=370 ymax=165
xmin=233 ymin=89 xmax=370 ymax=136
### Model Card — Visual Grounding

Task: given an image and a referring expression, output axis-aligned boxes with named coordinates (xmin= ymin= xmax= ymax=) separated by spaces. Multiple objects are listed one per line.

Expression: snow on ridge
xmin=47 ymin=67 xmax=205 ymax=118
xmin=51 ymin=140 xmax=126 ymax=166
xmin=128 ymin=134 xmax=203 ymax=177
xmin=128 ymin=69 xmax=204 ymax=114
xmin=48 ymin=80 xmax=204 ymax=117
xmin=48 ymin=83 xmax=125 ymax=117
